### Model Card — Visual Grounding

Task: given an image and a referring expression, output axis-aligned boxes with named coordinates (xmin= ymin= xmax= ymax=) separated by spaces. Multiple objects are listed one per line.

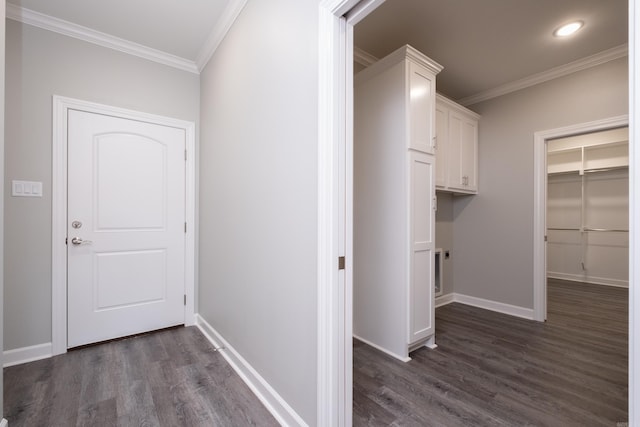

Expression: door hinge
xmin=338 ymin=256 xmax=346 ymax=270
xmin=184 ymin=294 xmax=187 ymax=306
xmin=65 ymin=237 xmax=68 ymax=245
xmin=184 ymin=222 xmax=187 ymax=233
xmin=544 ymin=235 xmax=548 ymax=242
xmin=185 ymin=150 xmax=187 ymax=161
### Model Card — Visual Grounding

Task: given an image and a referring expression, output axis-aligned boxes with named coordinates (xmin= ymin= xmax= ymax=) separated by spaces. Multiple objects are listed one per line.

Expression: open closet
xmin=547 ymin=127 xmax=629 ymax=287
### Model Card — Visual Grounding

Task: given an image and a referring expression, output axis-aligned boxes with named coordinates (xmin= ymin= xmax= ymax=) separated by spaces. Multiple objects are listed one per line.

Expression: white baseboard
xmin=353 ymin=335 xmax=411 ymax=362
xmin=454 ymin=293 xmax=534 ymax=320
xmin=435 ymin=293 xmax=534 ymax=320
xmin=548 ymin=272 xmax=629 ymax=288
xmin=195 ymin=314 xmax=307 ymax=427
xmin=1 ymin=417 xmax=8 ymax=427
xmin=435 ymin=293 xmax=455 ymax=308
xmin=3 ymin=342 xmax=52 ymax=367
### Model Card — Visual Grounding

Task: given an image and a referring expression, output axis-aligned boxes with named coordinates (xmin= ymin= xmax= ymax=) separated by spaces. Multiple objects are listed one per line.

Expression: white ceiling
xmin=355 ymin=0 xmax=628 ymax=103
xmin=6 ymin=0 xmax=233 ymax=63
xmin=5 ymin=0 xmax=628 ymax=98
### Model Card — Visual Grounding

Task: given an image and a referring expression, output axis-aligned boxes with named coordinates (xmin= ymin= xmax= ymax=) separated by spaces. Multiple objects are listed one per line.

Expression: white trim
xmin=318 ymin=2 xmax=386 ymax=425
xmin=629 ymin=2 xmax=639 ymax=425
xmin=6 ymin=4 xmax=198 ymax=74
xmin=195 ymin=0 xmax=248 ymax=71
xmin=353 ymin=47 xmax=378 ymax=67
xmin=0 ymin=418 xmax=7 ymax=427
xmin=435 ymin=293 xmax=455 ymax=308
xmin=458 ymin=44 xmax=629 ymax=106
xmin=532 ymin=115 xmax=629 ymax=323
xmin=195 ymin=315 xmax=307 ymax=427
xmin=51 ymin=96 xmax=197 ymax=355
xmin=451 ymin=293 xmax=534 ymax=320
xmin=317 ymin=3 xmax=346 ymax=427
xmin=3 ymin=343 xmax=52 ymax=368
xmin=436 ymin=293 xmax=536 ymax=320
xmin=353 ymin=335 xmax=412 ymax=363
xmin=547 ymin=272 xmax=629 ymax=288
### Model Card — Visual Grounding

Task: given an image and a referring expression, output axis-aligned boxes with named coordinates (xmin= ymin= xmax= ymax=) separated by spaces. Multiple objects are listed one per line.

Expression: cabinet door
xmin=408 ymin=62 xmax=435 ymax=154
xmin=460 ymin=118 xmax=478 ymax=192
xmin=447 ymin=111 xmax=478 ymax=193
xmin=447 ymin=112 xmax=464 ymax=191
xmin=408 ymin=151 xmax=435 ymax=344
xmin=435 ymin=105 xmax=448 ymax=188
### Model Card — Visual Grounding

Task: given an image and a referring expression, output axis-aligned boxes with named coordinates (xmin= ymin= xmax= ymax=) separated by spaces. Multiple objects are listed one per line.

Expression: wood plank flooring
xmin=3 ymin=326 xmax=278 ymax=427
xmin=3 ymin=280 xmax=629 ymax=426
xmin=353 ymin=279 xmax=628 ymax=426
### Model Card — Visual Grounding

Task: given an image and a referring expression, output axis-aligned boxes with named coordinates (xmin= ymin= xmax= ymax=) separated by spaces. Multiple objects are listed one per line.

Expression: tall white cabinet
xmin=354 ymin=45 xmax=442 ymax=361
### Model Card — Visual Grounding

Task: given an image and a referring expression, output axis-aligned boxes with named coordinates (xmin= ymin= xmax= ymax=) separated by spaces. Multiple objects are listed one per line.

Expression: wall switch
xmin=12 ymin=180 xmax=43 ymax=197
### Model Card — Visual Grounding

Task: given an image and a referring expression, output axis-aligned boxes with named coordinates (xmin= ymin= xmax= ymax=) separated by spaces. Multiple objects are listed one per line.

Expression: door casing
xmin=51 ymin=95 xmax=197 ymax=355
xmin=532 ymin=115 xmax=628 ymax=322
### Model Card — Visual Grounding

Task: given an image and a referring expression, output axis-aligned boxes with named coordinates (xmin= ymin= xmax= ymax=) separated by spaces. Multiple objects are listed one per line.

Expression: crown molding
xmin=353 ymin=47 xmax=378 ymax=67
xmin=457 ymin=44 xmax=629 ymax=106
xmin=195 ymin=0 xmax=248 ymax=72
xmin=6 ymin=4 xmax=199 ymax=74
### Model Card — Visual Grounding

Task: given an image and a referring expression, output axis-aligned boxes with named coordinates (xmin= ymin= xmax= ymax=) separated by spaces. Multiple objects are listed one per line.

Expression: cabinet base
xmin=408 ymin=334 xmax=437 ymax=353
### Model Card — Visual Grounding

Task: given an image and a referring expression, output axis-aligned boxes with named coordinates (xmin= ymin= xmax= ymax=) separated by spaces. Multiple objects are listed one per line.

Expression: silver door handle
xmin=71 ymin=237 xmax=92 ymax=245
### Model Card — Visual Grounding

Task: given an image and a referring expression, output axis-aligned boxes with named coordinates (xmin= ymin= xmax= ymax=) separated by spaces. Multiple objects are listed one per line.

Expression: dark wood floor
xmin=4 ymin=326 xmax=278 ymax=427
xmin=353 ymin=279 xmax=628 ymax=426
xmin=4 ymin=280 xmax=629 ymax=426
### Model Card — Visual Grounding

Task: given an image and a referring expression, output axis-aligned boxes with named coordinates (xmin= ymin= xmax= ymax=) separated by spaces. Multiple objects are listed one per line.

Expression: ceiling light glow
xmin=554 ymin=21 xmax=584 ymax=37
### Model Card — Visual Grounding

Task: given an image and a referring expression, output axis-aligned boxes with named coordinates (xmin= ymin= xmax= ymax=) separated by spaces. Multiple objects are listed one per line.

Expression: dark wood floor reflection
xmin=4 ymin=326 xmax=278 ymax=427
xmin=353 ymin=279 xmax=628 ymax=426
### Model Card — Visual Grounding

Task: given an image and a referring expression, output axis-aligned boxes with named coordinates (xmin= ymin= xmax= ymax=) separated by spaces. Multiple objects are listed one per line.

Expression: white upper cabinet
xmin=409 ymin=61 xmax=437 ymax=154
xmin=435 ymin=94 xmax=480 ymax=194
xmin=435 ymin=103 xmax=448 ymax=187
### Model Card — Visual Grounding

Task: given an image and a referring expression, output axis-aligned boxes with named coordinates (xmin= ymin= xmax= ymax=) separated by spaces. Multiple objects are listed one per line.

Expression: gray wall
xmin=452 ymin=57 xmax=628 ymax=309
xmin=198 ymin=0 xmax=319 ymax=423
xmin=1 ymin=0 xmax=6 ymax=418
xmin=4 ymin=20 xmax=200 ymax=350
xmin=435 ymin=192 xmax=454 ymax=295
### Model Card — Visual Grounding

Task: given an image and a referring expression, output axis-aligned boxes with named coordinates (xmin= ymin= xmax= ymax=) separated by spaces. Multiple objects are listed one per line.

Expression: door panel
xmin=96 ymin=134 xmax=167 ymax=230
xmin=409 ymin=151 xmax=435 ymax=343
xmin=67 ymin=110 xmax=186 ymax=348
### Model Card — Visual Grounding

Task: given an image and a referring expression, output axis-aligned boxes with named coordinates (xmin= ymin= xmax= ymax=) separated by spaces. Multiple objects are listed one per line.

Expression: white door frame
xmin=532 ymin=115 xmax=629 ymax=322
xmin=320 ymin=1 xmax=639 ymax=426
xmin=51 ymin=96 xmax=196 ymax=356
xmin=317 ymin=1 xmax=384 ymax=425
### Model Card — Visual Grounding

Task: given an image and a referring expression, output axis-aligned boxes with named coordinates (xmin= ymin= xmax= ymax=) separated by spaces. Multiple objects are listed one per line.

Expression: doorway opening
xmin=546 ymin=127 xmax=629 ymax=288
xmin=533 ymin=116 xmax=628 ymax=320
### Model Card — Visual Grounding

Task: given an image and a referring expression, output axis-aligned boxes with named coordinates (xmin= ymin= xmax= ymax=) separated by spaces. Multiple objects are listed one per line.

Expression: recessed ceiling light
xmin=554 ymin=21 xmax=584 ymax=37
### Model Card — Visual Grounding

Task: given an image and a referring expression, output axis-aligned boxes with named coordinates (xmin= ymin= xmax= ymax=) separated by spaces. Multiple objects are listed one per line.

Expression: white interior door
xmin=67 ymin=109 xmax=186 ymax=348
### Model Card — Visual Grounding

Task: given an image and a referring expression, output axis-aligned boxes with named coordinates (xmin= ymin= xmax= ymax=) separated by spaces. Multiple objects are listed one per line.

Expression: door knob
xmin=71 ymin=237 xmax=92 ymax=245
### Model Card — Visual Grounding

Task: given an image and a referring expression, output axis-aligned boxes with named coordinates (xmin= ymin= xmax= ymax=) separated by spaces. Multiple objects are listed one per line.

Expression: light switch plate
xmin=12 ymin=180 xmax=43 ymax=197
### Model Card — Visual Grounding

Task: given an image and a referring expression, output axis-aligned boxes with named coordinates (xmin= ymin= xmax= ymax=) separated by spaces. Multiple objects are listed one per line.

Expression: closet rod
xmin=547 ymin=227 xmax=580 ymax=231
xmin=583 ymin=166 xmax=628 ymax=174
xmin=547 ymin=165 xmax=628 ymax=176
xmin=547 ymin=227 xmax=629 ymax=232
